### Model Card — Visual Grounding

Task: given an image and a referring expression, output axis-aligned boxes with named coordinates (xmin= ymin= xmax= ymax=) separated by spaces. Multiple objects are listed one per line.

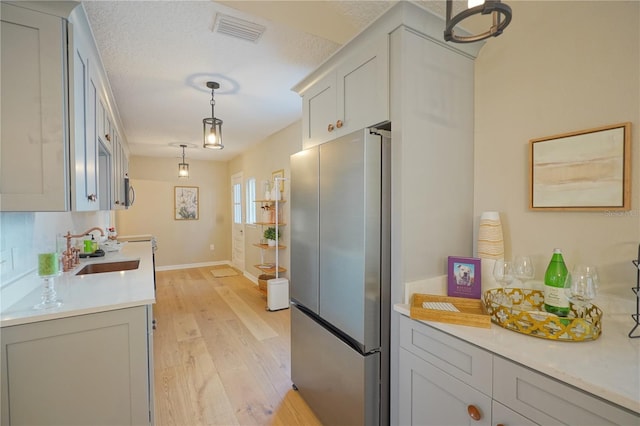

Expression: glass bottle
xmin=543 ymin=248 xmax=569 ymax=316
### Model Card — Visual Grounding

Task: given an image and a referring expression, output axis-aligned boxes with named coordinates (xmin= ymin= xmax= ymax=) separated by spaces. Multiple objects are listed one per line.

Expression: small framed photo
xmin=174 ymin=186 xmax=199 ymax=220
xmin=447 ymin=256 xmax=481 ymax=299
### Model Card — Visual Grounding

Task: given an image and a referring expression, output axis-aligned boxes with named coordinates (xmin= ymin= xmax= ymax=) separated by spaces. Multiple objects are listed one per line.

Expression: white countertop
xmin=395 ymin=292 xmax=640 ymax=415
xmin=0 ymin=241 xmax=155 ymax=327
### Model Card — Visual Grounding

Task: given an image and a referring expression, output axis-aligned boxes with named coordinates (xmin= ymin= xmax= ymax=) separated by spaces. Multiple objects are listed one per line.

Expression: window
xmin=246 ymin=177 xmax=256 ymax=224
xmin=233 ymin=182 xmax=242 ymax=224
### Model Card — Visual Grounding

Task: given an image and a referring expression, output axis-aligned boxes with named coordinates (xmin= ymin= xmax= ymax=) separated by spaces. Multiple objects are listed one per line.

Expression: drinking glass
xmin=493 ymin=259 xmax=515 ymax=305
xmin=513 ymin=255 xmax=535 ymax=286
xmin=564 ymin=264 xmax=598 ymax=317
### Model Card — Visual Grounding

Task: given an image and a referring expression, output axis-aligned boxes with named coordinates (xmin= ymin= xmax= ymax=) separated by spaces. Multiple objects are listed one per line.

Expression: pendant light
xmin=203 ymin=81 xmax=224 ymax=150
xmin=178 ymin=144 xmax=189 ymax=178
xmin=444 ymin=0 xmax=512 ymax=43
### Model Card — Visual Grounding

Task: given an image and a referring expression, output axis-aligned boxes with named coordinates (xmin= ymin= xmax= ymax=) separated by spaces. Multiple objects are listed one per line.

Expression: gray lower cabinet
xmin=492 ymin=400 xmax=537 ymax=426
xmin=1 ymin=305 xmax=154 ymax=425
xmin=493 ymin=357 xmax=639 ymax=425
xmin=398 ymin=315 xmax=639 ymax=426
xmin=399 ymin=348 xmax=492 ymax=425
xmin=399 ymin=315 xmax=492 ymax=425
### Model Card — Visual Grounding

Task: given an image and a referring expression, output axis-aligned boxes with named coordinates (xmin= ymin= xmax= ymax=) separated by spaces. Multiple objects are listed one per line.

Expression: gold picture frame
xmin=272 ymin=169 xmax=285 ymax=193
xmin=174 ymin=186 xmax=199 ymax=220
xmin=529 ymin=122 xmax=631 ymax=211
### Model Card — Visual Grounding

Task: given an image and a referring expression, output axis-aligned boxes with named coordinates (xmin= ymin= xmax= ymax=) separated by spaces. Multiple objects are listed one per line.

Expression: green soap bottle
xmin=543 ymin=248 xmax=569 ymax=316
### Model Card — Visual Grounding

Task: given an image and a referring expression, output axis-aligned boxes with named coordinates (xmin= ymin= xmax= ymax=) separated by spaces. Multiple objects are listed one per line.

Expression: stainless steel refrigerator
xmin=290 ymin=127 xmax=391 ymax=426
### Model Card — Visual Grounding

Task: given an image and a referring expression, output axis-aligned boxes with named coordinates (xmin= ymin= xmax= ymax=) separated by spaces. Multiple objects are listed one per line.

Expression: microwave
xmin=124 ymin=174 xmax=135 ymax=207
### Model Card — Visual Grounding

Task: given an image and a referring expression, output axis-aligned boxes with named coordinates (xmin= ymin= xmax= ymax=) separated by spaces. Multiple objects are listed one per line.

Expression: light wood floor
xmin=152 ymin=266 xmax=322 ymax=426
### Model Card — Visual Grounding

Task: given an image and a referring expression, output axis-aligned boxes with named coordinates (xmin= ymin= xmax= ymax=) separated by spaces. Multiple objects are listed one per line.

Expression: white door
xmin=231 ymin=173 xmax=245 ymax=271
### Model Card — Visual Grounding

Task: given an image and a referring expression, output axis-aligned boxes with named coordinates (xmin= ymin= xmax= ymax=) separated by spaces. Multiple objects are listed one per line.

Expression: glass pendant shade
xmin=178 ymin=162 xmax=189 ymax=178
xmin=203 ymin=117 xmax=223 ymax=150
xmin=178 ymin=144 xmax=189 ymax=178
xmin=203 ymin=81 xmax=224 ymax=150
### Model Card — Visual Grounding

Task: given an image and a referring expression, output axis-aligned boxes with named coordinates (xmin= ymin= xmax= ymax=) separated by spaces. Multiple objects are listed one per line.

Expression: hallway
xmin=153 ymin=266 xmax=321 ymax=425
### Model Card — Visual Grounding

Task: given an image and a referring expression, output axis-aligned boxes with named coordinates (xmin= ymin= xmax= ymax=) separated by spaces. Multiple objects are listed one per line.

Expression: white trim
xmin=155 ymin=260 xmax=230 ymax=272
xmin=243 ymin=270 xmax=259 ymax=284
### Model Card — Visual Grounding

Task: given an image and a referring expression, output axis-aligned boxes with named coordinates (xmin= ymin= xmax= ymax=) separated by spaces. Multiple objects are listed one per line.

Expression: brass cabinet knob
xmin=467 ymin=405 xmax=481 ymax=421
xmin=327 ymin=123 xmax=334 ymax=132
xmin=336 ymin=119 xmax=343 ymax=128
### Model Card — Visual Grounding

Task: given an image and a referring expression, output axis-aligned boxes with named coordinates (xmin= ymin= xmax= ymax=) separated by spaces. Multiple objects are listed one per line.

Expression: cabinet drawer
xmin=493 ymin=356 xmax=640 ymax=425
xmin=492 ymin=400 xmax=538 ymax=426
xmin=399 ymin=315 xmax=492 ymax=396
xmin=399 ymin=348 xmax=492 ymax=426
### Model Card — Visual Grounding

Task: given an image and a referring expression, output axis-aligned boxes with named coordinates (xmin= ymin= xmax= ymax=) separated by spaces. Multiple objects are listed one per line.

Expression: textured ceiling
xmin=82 ymin=1 xmax=467 ymax=161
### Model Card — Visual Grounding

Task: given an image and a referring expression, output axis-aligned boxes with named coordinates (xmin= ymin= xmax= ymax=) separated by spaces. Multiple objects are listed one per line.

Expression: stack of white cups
xmin=477 ymin=211 xmax=505 ymax=293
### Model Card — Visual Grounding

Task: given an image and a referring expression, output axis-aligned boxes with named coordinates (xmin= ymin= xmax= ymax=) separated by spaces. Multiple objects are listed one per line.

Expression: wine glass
xmin=493 ymin=259 xmax=515 ymax=305
xmin=564 ymin=265 xmax=598 ymax=317
xmin=513 ymin=255 xmax=535 ymax=287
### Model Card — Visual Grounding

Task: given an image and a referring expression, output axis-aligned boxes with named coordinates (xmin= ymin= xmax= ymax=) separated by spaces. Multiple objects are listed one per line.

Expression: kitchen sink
xmin=75 ymin=259 xmax=140 ymax=275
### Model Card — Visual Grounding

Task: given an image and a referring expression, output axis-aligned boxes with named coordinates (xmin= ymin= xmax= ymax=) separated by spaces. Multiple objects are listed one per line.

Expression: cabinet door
xmin=0 ymin=4 xmax=70 ymax=211
xmin=399 ymin=348 xmax=492 ymax=426
xmin=97 ymin=96 xmax=113 ymax=150
xmin=301 ymin=72 xmax=337 ymax=148
xmin=336 ymin=34 xmax=389 ymax=136
xmin=70 ymin=29 xmax=99 ymax=211
xmin=112 ymin=132 xmax=127 ymax=208
xmin=493 ymin=356 xmax=640 ymax=425
xmin=1 ymin=306 xmax=152 ymax=425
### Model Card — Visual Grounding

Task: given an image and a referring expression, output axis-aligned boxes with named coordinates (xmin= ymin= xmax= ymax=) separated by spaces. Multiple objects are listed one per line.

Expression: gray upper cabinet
xmin=295 ymin=33 xmax=389 ymax=148
xmin=70 ymin=19 xmax=99 ymax=211
xmin=0 ymin=3 xmax=71 ymax=211
xmin=1 ymin=1 xmax=126 ymax=212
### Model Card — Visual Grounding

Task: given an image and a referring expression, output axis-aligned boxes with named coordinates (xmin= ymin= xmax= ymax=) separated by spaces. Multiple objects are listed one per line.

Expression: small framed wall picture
xmin=447 ymin=256 xmax=482 ymax=299
xmin=174 ymin=186 xmax=199 ymax=220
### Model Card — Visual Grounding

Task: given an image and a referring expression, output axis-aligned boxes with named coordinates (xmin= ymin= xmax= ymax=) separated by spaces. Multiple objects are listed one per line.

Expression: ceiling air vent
xmin=213 ymin=13 xmax=266 ymax=43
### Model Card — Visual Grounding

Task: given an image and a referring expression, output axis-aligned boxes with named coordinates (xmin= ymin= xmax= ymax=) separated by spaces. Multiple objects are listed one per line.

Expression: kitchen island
xmin=1 ymin=241 xmax=155 ymax=425
xmin=395 ymin=290 xmax=640 ymax=425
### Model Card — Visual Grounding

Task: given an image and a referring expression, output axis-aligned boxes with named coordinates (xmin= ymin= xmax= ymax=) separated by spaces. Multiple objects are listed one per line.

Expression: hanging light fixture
xmin=444 ymin=0 xmax=512 ymax=43
xmin=178 ymin=144 xmax=189 ymax=178
xmin=203 ymin=81 xmax=224 ymax=150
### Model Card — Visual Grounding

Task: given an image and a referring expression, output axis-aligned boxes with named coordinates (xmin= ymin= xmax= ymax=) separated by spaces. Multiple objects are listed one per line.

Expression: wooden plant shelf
xmin=254 ymin=264 xmax=287 ymax=274
xmin=253 ymin=243 xmax=287 ymax=250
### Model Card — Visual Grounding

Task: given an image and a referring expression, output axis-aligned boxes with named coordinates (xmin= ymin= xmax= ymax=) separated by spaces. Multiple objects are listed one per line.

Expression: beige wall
xmin=116 ymin=156 xmax=230 ymax=268
xmin=474 ymin=1 xmax=639 ymax=286
xmin=229 ymin=121 xmax=302 ymax=281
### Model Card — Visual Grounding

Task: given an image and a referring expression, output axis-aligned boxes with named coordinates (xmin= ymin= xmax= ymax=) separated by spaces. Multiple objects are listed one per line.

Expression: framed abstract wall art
xmin=529 ymin=122 xmax=631 ymax=211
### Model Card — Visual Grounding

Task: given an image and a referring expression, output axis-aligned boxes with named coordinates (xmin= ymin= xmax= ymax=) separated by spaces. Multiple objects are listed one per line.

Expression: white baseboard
xmin=155 ymin=262 xmax=263 ymax=289
xmin=155 ymin=260 xmax=230 ymax=272
xmin=244 ymin=271 xmax=259 ymax=284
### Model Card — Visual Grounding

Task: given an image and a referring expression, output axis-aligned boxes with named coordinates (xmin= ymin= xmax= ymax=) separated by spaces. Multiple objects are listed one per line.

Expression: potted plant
xmin=263 ymin=227 xmax=281 ymax=246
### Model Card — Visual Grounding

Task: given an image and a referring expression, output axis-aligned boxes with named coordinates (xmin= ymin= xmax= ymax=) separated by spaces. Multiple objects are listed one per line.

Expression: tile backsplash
xmin=0 ymin=210 xmax=113 ymax=310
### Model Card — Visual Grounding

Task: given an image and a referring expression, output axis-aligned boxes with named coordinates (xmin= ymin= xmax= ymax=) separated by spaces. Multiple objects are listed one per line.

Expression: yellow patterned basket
xmin=482 ymin=288 xmax=602 ymax=341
